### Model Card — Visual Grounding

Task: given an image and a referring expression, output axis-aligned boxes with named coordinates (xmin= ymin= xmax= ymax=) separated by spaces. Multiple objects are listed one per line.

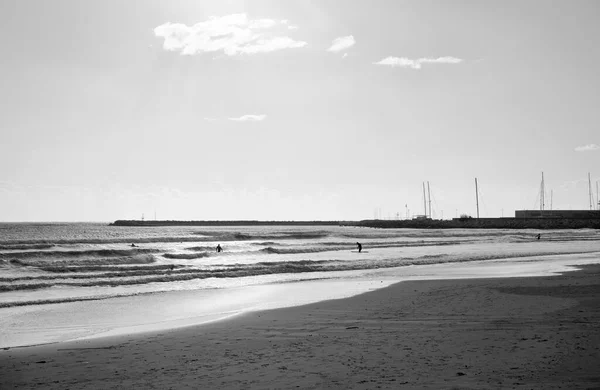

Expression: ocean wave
xmin=0 ymin=248 xmax=159 ymax=260
xmin=0 ymin=244 xmax=55 ymax=250
xmin=0 ymin=266 xmax=186 ymax=282
xmin=163 ymin=252 xmax=211 ymax=260
xmin=0 ymin=267 xmax=231 ymax=284
xmin=9 ymin=254 xmax=157 ymax=268
xmin=260 ymin=246 xmax=345 ymax=255
xmin=0 ymin=293 xmax=144 ymax=309
xmin=185 ymin=246 xmax=217 ymax=251
xmin=193 ymin=231 xmax=331 ymax=241
xmin=33 ymin=263 xmax=177 ymax=274
xmin=257 ymin=241 xmax=466 ymax=255
xmin=0 ymin=236 xmax=216 ymax=246
xmin=5 ymin=250 xmax=596 ymax=295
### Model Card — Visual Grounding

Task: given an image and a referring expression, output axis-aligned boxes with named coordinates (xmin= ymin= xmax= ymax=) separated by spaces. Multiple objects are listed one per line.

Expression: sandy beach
xmin=1 ymin=263 xmax=599 ymax=389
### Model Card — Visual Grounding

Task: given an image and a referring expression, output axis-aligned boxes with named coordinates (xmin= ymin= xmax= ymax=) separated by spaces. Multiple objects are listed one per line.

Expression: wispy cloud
xmin=327 ymin=35 xmax=355 ymax=53
xmin=154 ymin=14 xmax=307 ymax=56
xmin=574 ymin=143 xmax=599 ymax=152
xmin=0 ymin=181 xmax=23 ymax=193
xmin=281 ymin=20 xmax=298 ymax=30
xmin=229 ymin=114 xmax=267 ymax=122
xmin=374 ymin=56 xmax=463 ymax=69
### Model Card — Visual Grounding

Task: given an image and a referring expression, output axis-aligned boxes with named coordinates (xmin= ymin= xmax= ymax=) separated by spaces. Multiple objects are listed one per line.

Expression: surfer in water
xmin=356 ymin=242 xmax=362 ymax=253
xmin=216 ymin=244 xmax=222 ymax=253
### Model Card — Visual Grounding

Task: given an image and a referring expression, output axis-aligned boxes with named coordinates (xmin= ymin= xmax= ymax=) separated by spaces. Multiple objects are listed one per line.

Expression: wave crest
xmin=163 ymin=252 xmax=210 ymax=260
xmin=9 ymin=254 xmax=157 ymax=268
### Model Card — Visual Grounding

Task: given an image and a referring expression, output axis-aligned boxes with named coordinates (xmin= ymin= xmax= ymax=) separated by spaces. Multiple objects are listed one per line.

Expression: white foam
xmin=2 ymin=252 xmax=598 ymax=349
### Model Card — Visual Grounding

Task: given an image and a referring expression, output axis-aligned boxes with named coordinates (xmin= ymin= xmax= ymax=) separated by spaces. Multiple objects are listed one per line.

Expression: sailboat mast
xmin=589 ymin=173 xmax=593 ymax=210
xmin=422 ymin=182 xmax=427 ymax=217
xmin=475 ymin=178 xmax=480 ymax=219
xmin=427 ymin=181 xmax=432 ymax=219
xmin=596 ymin=180 xmax=600 ymax=210
xmin=541 ymin=172 xmax=545 ymax=212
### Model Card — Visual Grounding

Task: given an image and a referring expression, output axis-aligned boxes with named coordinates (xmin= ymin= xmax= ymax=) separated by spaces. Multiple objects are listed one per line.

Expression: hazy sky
xmin=1 ymin=0 xmax=599 ymax=222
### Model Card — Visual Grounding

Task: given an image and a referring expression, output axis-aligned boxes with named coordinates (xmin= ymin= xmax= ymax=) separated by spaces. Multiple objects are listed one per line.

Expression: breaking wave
xmin=0 ymin=244 xmax=55 ymax=250
xmin=193 ymin=231 xmax=331 ymax=241
xmin=3 ymin=250 xmax=596 ymax=295
xmin=3 ymin=224 xmax=600 ymax=310
xmin=163 ymin=252 xmax=211 ymax=260
xmin=260 ymin=246 xmax=343 ymax=255
xmin=0 ymin=265 xmax=184 ymax=281
xmin=9 ymin=254 xmax=157 ymax=268
xmin=185 ymin=246 xmax=217 ymax=251
xmin=0 ymin=237 xmax=218 ymax=246
xmin=0 ymin=248 xmax=159 ymax=260
xmin=28 ymin=263 xmax=177 ymax=274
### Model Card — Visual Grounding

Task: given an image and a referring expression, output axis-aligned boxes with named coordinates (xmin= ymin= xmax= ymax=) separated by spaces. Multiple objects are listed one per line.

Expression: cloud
xmin=574 ymin=143 xmax=599 ymax=152
xmin=0 ymin=181 xmax=23 ymax=193
xmin=327 ymin=35 xmax=355 ymax=53
xmin=229 ymin=114 xmax=267 ymax=122
xmin=154 ymin=14 xmax=307 ymax=56
xmin=374 ymin=56 xmax=463 ymax=69
xmin=281 ymin=20 xmax=298 ymax=30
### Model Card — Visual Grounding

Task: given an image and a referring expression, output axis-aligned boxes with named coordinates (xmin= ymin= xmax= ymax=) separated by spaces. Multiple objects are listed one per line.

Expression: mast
xmin=597 ymin=181 xmax=599 ymax=211
xmin=427 ymin=181 xmax=432 ymax=219
xmin=589 ymin=173 xmax=593 ymax=210
xmin=475 ymin=178 xmax=480 ymax=219
xmin=540 ymin=172 xmax=545 ymax=212
xmin=550 ymin=190 xmax=553 ymax=212
xmin=422 ymin=182 xmax=427 ymax=217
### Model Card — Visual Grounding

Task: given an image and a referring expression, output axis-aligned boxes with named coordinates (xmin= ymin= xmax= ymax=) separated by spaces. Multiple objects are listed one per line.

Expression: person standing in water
xmin=356 ymin=242 xmax=362 ymax=253
xmin=216 ymin=244 xmax=222 ymax=252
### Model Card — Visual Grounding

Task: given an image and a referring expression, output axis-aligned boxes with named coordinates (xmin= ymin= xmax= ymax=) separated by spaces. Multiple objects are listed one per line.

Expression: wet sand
xmin=1 ymin=264 xmax=599 ymax=389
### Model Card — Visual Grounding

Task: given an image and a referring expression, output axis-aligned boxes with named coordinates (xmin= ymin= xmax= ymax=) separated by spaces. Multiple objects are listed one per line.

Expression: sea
xmin=1 ymin=223 xmax=600 ymax=348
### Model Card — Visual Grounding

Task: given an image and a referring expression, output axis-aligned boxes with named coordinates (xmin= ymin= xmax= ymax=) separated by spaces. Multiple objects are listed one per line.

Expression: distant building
xmin=515 ymin=210 xmax=600 ymax=219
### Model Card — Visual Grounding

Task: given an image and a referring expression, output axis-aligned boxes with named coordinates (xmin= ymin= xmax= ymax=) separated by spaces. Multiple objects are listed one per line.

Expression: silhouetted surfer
xmin=130 ymin=243 xmax=136 ymax=247
xmin=537 ymin=234 xmax=541 ymax=240
xmin=216 ymin=244 xmax=222 ymax=253
xmin=356 ymin=242 xmax=362 ymax=253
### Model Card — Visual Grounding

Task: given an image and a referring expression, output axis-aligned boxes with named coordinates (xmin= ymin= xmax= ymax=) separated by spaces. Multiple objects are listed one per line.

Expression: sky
xmin=1 ymin=0 xmax=599 ymax=222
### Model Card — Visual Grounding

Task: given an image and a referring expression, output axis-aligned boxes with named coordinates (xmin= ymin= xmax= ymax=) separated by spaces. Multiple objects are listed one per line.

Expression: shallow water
xmin=1 ymin=223 xmax=599 ymax=347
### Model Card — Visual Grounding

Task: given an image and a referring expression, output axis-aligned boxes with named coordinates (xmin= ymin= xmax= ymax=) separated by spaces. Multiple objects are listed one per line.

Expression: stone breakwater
xmin=351 ymin=218 xmax=600 ymax=230
xmin=110 ymin=220 xmax=343 ymax=227
xmin=109 ymin=219 xmax=600 ymax=230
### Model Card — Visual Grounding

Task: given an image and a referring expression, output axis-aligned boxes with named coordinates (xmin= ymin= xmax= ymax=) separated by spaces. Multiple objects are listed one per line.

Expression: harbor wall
xmin=110 ymin=220 xmax=343 ymax=227
xmin=110 ymin=219 xmax=600 ymax=229
xmin=351 ymin=218 xmax=600 ymax=230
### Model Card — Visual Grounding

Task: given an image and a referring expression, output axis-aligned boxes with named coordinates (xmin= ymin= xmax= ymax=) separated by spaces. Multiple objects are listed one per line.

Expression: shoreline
xmin=2 ymin=263 xmax=599 ymax=388
xmin=2 ymin=253 xmax=599 ymax=349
